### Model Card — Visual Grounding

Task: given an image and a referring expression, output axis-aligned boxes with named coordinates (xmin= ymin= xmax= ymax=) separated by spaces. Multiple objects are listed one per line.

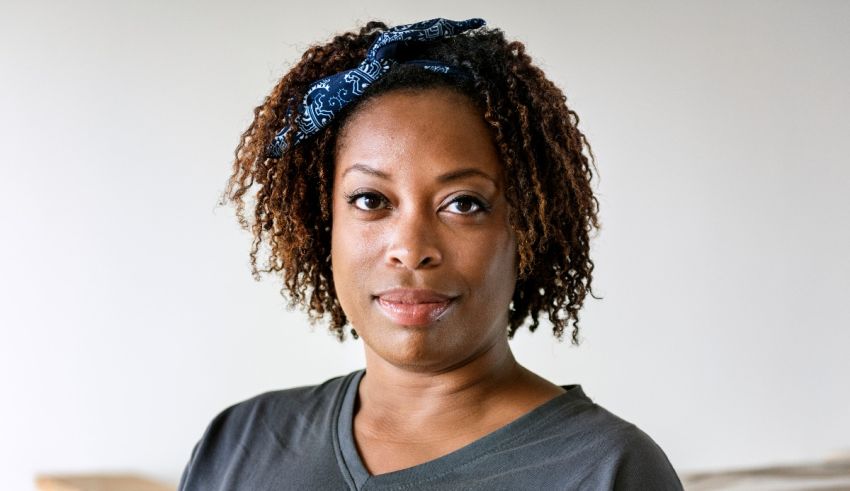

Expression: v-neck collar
xmin=332 ymin=369 xmax=590 ymax=490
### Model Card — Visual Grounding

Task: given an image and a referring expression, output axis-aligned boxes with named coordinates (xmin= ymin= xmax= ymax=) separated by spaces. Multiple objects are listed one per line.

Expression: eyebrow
xmin=342 ymin=163 xmax=498 ymax=185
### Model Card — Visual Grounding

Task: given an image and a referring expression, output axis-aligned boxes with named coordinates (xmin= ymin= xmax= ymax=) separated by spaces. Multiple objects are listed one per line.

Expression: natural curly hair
xmin=220 ymin=20 xmax=600 ymax=344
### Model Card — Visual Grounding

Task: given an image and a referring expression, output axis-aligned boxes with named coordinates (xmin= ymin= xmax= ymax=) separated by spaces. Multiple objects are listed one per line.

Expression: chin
xmin=364 ymin=323 xmax=460 ymax=371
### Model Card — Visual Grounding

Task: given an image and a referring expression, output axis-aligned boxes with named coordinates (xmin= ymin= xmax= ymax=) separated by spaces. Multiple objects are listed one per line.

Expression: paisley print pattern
xmin=267 ymin=17 xmax=485 ymax=157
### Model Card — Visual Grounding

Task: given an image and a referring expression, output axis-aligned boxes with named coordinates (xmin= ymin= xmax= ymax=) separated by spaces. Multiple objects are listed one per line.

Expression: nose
xmin=385 ymin=208 xmax=443 ymax=270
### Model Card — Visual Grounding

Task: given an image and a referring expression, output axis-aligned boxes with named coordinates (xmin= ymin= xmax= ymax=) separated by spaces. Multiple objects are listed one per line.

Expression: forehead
xmin=334 ymin=88 xmax=503 ymax=184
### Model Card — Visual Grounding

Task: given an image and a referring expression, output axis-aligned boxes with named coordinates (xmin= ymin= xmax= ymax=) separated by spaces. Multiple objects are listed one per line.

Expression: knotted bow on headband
xmin=266 ymin=17 xmax=485 ymax=158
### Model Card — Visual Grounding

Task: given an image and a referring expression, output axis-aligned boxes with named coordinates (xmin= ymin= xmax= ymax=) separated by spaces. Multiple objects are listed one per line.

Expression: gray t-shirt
xmin=179 ymin=370 xmax=683 ymax=490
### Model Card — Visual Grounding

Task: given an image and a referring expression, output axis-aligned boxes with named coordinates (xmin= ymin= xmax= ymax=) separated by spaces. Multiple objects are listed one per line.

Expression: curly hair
xmin=220 ymin=20 xmax=600 ymax=344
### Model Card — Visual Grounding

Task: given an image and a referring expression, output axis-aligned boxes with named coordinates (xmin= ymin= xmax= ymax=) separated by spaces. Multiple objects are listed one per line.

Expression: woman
xmin=179 ymin=18 xmax=683 ymax=490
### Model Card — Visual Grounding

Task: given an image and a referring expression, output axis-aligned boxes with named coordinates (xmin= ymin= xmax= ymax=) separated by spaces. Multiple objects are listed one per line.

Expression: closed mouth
xmin=374 ymin=296 xmax=455 ymax=326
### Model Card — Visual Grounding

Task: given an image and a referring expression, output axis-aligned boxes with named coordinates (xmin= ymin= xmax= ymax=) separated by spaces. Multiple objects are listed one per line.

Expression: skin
xmin=331 ymin=88 xmax=566 ymax=475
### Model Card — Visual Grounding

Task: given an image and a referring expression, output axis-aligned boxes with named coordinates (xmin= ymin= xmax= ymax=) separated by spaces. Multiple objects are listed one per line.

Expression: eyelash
xmin=343 ymin=191 xmax=490 ymax=215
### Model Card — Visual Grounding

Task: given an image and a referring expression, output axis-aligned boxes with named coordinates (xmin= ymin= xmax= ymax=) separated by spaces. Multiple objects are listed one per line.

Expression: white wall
xmin=2 ymin=1 xmax=848 ymax=489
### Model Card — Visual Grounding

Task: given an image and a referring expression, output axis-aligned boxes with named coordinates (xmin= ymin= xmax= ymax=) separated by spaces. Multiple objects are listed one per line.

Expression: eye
xmin=443 ymin=195 xmax=489 ymax=215
xmin=345 ymin=191 xmax=389 ymax=211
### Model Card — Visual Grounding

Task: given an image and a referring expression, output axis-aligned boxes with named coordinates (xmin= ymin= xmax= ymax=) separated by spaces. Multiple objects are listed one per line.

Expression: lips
xmin=374 ymin=288 xmax=456 ymax=326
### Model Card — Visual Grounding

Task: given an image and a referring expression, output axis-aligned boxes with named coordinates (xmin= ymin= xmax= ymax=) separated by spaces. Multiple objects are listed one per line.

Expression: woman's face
xmin=331 ymin=88 xmax=517 ymax=371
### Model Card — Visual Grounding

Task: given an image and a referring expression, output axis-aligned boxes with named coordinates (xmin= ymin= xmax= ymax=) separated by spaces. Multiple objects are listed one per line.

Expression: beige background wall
xmin=2 ymin=0 xmax=848 ymax=489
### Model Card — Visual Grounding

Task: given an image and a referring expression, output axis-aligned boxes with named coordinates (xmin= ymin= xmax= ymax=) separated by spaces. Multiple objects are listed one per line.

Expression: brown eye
xmin=347 ymin=192 xmax=388 ymax=211
xmin=445 ymin=195 xmax=487 ymax=215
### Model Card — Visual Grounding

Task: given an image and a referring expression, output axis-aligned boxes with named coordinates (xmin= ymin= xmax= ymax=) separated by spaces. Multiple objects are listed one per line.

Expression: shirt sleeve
xmin=177 ymin=439 xmax=201 ymax=491
xmin=611 ymin=425 xmax=684 ymax=490
xmin=176 ymin=402 xmax=246 ymax=491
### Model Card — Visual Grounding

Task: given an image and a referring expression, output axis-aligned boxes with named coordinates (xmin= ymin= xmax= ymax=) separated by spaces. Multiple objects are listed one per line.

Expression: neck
xmin=356 ymin=336 xmax=528 ymax=442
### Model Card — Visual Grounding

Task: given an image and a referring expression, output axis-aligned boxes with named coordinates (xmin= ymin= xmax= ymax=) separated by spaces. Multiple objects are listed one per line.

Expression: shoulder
xmin=604 ymin=420 xmax=683 ymax=490
xmin=178 ymin=371 xmax=358 ymax=490
xmin=207 ymin=371 xmax=353 ymax=430
xmin=533 ymin=386 xmax=684 ymax=490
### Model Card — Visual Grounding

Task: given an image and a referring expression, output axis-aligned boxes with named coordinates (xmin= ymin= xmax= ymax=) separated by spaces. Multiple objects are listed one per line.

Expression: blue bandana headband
xmin=266 ymin=17 xmax=486 ymax=158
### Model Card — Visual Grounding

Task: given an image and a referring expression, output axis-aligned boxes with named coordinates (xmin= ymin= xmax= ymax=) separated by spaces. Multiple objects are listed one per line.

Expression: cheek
xmin=330 ymin=215 xmax=383 ymax=317
xmin=457 ymin=221 xmax=518 ymax=298
xmin=485 ymin=220 xmax=519 ymax=302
